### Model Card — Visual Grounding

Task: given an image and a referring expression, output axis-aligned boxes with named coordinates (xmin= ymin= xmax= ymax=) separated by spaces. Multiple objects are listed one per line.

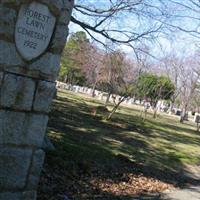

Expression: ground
xmin=38 ymin=90 xmax=200 ymax=200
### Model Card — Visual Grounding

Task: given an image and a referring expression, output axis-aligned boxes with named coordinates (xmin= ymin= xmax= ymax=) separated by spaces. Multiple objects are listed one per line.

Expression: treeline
xmin=58 ymin=31 xmax=178 ymax=120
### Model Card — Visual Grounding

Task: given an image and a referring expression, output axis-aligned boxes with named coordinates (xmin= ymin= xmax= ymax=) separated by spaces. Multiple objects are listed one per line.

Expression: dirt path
xmin=161 ymin=186 xmax=200 ymax=200
xmin=161 ymin=165 xmax=200 ymax=200
xmin=131 ymin=165 xmax=200 ymax=200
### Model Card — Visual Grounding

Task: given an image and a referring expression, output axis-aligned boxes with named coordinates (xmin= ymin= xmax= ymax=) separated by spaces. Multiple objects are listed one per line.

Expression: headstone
xmin=183 ymin=113 xmax=189 ymax=121
xmin=79 ymin=87 xmax=82 ymax=92
xmin=135 ymin=100 xmax=140 ymax=105
xmin=176 ymin=109 xmax=182 ymax=116
xmin=194 ymin=113 xmax=200 ymax=123
xmin=188 ymin=111 xmax=193 ymax=117
xmin=0 ymin=1 xmax=74 ymax=200
xmin=75 ymin=86 xmax=79 ymax=93
xmin=87 ymin=88 xmax=92 ymax=94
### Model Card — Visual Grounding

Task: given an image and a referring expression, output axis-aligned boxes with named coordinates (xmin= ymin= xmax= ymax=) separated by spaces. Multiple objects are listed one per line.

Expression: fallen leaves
xmin=38 ymin=162 xmax=174 ymax=200
xmin=90 ymin=173 xmax=172 ymax=196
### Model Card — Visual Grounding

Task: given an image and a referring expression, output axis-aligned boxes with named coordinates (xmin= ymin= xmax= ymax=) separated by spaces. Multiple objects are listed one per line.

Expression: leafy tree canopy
xmin=59 ymin=31 xmax=89 ymax=85
xmin=137 ymin=73 xmax=175 ymax=104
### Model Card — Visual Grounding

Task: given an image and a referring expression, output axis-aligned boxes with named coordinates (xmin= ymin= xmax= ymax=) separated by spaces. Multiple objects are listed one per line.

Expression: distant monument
xmin=0 ymin=1 xmax=74 ymax=199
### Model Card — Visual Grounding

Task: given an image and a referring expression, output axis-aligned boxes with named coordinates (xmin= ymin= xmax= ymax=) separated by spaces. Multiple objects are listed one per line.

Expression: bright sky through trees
xmin=69 ymin=0 xmax=200 ymax=58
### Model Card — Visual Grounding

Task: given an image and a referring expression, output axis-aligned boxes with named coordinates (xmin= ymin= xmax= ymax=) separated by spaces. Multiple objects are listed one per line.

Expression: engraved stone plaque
xmin=15 ymin=2 xmax=56 ymax=61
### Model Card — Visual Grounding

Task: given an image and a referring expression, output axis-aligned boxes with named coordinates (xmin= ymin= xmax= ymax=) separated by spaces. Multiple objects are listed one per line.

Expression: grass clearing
xmin=38 ymin=90 xmax=200 ymax=200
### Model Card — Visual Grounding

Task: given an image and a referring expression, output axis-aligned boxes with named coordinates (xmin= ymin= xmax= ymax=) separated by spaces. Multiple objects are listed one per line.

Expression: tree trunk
xmin=107 ymin=105 xmax=118 ymax=120
xmin=152 ymin=101 xmax=158 ymax=119
xmin=153 ymin=108 xmax=157 ymax=118
xmin=64 ymin=75 xmax=68 ymax=83
xmin=107 ymin=98 xmax=125 ymax=120
xmin=141 ymin=108 xmax=148 ymax=121
xmin=106 ymin=92 xmax=112 ymax=104
xmin=168 ymin=101 xmax=174 ymax=114
xmin=197 ymin=122 xmax=199 ymax=132
xmin=91 ymin=81 xmax=97 ymax=97
xmin=180 ymin=115 xmax=184 ymax=123
xmin=180 ymin=106 xmax=187 ymax=123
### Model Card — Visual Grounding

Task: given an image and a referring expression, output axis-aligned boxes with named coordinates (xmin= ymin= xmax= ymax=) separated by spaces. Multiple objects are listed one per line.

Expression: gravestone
xmin=0 ymin=1 xmax=74 ymax=200
xmin=176 ymin=109 xmax=182 ymax=116
xmin=194 ymin=113 xmax=200 ymax=123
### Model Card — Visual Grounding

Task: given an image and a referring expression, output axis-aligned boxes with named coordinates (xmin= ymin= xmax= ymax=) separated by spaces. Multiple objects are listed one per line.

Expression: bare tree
xmin=178 ymin=57 xmax=200 ymax=123
xmin=106 ymin=54 xmax=138 ymax=120
xmin=81 ymin=44 xmax=104 ymax=97
xmin=161 ymin=53 xmax=185 ymax=114
xmin=70 ymin=0 xmax=200 ymax=54
xmin=100 ymin=50 xmax=127 ymax=104
xmin=71 ymin=0 xmax=173 ymax=52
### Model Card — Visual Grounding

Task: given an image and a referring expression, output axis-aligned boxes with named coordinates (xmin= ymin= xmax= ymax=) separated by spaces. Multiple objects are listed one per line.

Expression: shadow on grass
xmin=38 ymin=93 xmax=200 ymax=200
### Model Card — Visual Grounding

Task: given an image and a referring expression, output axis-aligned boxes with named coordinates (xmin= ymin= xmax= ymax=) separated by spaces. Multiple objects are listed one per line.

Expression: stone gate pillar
xmin=0 ymin=0 xmax=74 ymax=199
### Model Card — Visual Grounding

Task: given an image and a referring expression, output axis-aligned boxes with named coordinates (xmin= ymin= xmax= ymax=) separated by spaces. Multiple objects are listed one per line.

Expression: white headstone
xmin=15 ymin=2 xmax=56 ymax=61
xmin=194 ymin=113 xmax=200 ymax=123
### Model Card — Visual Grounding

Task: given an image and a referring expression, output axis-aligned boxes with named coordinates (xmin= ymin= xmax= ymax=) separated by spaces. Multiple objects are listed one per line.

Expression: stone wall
xmin=0 ymin=0 xmax=74 ymax=199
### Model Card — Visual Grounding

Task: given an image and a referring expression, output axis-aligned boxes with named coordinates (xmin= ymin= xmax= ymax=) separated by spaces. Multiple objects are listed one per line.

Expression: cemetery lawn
xmin=38 ymin=90 xmax=200 ymax=200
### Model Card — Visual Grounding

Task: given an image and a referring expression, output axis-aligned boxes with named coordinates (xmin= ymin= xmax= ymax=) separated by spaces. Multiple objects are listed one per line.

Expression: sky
xmin=69 ymin=0 xmax=200 ymax=59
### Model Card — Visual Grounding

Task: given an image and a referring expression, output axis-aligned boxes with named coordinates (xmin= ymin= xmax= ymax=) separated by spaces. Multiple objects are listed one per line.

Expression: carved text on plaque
xmin=15 ymin=2 xmax=56 ymax=61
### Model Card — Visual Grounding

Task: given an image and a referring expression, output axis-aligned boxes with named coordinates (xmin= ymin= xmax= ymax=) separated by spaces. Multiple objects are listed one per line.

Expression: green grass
xmin=39 ymin=90 xmax=200 ymax=199
xmin=50 ymin=90 xmax=200 ymax=166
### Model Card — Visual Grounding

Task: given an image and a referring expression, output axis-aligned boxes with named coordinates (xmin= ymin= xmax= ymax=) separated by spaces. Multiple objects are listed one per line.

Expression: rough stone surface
xmin=0 ymin=74 xmax=35 ymax=111
xmin=27 ymin=150 xmax=45 ymax=189
xmin=0 ymin=40 xmax=24 ymax=67
xmin=3 ymin=52 xmax=61 ymax=81
xmin=0 ymin=192 xmax=21 ymax=200
xmin=0 ymin=191 xmax=37 ymax=200
xmin=50 ymin=24 xmax=69 ymax=53
xmin=58 ymin=9 xmax=72 ymax=25
xmin=1 ymin=0 xmax=21 ymax=5
xmin=0 ymin=1 xmax=73 ymax=199
xmin=0 ymin=148 xmax=32 ymax=190
xmin=33 ymin=81 xmax=56 ymax=112
xmin=61 ymin=0 xmax=75 ymax=12
xmin=27 ymin=114 xmax=49 ymax=146
xmin=41 ymin=0 xmax=63 ymax=14
xmin=0 ymin=42 xmax=61 ymax=81
xmin=0 ymin=6 xmax=16 ymax=41
xmin=22 ymin=191 xmax=37 ymax=200
xmin=0 ymin=72 xmax=3 ymax=86
xmin=29 ymin=52 xmax=61 ymax=81
xmin=0 ymin=110 xmax=48 ymax=147
xmin=42 ymin=135 xmax=55 ymax=151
